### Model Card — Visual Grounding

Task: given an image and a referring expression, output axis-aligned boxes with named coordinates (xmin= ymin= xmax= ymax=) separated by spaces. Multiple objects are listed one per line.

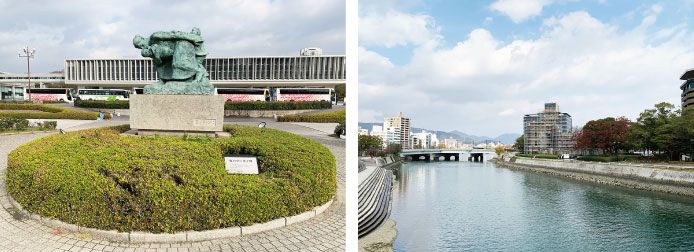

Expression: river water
xmin=390 ymin=161 xmax=694 ymax=251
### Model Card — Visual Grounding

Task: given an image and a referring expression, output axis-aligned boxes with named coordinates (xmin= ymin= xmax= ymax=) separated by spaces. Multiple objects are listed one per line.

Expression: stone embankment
xmin=495 ymin=155 xmax=694 ymax=197
xmin=358 ymin=157 xmax=401 ymax=252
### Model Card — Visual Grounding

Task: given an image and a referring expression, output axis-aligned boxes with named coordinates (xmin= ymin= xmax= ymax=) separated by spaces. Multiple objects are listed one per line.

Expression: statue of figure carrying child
xmin=133 ymin=27 xmax=215 ymax=95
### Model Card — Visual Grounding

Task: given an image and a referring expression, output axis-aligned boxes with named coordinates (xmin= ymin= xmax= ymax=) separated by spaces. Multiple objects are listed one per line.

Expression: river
xmin=390 ymin=161 xmax=694 ymax=251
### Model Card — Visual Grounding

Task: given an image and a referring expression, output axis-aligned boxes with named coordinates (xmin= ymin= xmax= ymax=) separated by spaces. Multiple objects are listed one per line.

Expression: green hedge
xmin=6 ymin=125 xmax=336 ymax=233
xmin=278 ymin=109 xmax=345 ymax=123
xmin=0 ymin=118 xmax=29 ymax=131
xmin=75 ymin=100 xmax=130 ymax=109
xmin=334 ymin=122 xmax=345 ymax=136
xmin=577 ymin=155 xmax=639 ymax=162
xmin=515 ymin=153 xmax=559 ymax=159
xmin=0 ymin=104 xmax=108 ymax=120
xmin=225 ymin=101 xmax=332 ymax=110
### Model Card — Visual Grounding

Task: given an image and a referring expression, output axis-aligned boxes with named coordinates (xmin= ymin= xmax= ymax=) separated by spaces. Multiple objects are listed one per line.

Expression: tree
xmin=334 ymin=84 xmax=346 ymax=101
xmin=573 ymin=117 xmax=632 ymax=155
xmin=630 ymin=102 xmax=678 ymax=154
xmin=384 ymin=143 xmax=402 ymax=155
xmin=513 ymin=134 xmax=524 ymax=152
xmin=494 ymin=145 xmax=505 ymax=155
xmin=358 ymin=135 xmax=383 ymax=156
xmin=656 ymin=108 xmax=694 ymax=160
xmin=413 ymin=144 xmax=422 ymax=149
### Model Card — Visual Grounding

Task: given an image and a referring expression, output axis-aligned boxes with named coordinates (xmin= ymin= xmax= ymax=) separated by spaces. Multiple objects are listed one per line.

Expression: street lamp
xmin=18 ymin=46 xmax=35 ymax=102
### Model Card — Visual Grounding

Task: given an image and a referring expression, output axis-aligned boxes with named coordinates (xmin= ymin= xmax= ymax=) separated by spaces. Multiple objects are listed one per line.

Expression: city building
xmin=523 ymin=103 xmax=574 ymax=155
xmin=371 ymin=125 xmax=401 ymax=148
xmin=411 ymin=130 xmax=438 ymax=149
xmin=300 ymin=48 xmax=323 ymax=56
xmin=680 ymin=68 xmax=694 ymax=110
xmin=0 ymin=54 xmax=345 ymax=100
xmin=358 ymin=127 xmax=369 ymax=136
xmin=444 ymin=137 xmax=458 ymax=149
xmin=384 ymin=112 xmax=411 ymax=149
xmin=0 ymin=71 xmax=64 ymax=100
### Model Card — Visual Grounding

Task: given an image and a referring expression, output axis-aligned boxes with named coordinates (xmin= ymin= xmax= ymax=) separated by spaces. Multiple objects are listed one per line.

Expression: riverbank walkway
xmin=0 ymin=116 xmax=345 ymax=251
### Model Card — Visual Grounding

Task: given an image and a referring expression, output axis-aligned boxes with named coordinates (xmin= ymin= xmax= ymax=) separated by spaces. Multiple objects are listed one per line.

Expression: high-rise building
xmin=384 ymin=112 xmax=411 ymax=149
xmin=680 ymin=68 xmax=694 ymax=110
xmin=523 ymin=103 xmax=573 ymax=154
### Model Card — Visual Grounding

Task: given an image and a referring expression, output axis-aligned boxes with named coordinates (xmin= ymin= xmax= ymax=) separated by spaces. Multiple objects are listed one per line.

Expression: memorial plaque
xmin=224 ymin=155 xmax=259 ymax=174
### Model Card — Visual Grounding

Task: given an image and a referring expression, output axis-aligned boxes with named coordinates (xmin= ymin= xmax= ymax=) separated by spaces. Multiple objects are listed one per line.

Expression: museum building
xmin=0 ymin=54 xmax=345 ymax=100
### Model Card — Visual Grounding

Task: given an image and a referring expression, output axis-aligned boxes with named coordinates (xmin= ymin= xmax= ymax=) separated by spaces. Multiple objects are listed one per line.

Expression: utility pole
xmin=18 ymin=46 xmax=35 ymax=102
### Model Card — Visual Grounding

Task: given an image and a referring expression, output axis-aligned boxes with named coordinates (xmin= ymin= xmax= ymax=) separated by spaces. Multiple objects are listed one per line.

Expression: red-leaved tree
xmin=572 ymin=117 xmax=632 ymax=155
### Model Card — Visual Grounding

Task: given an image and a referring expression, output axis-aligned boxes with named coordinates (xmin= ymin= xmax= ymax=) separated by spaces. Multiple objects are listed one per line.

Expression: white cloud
xmin=0 ymin=0 xmax=345 ymax=73
xmin=359 ymin=10 xmax=441 ymax=48
xmin=490 ymin=0 xmax=554 ymax=23
xmin=360 ymin=10 xmax=694 ymax=136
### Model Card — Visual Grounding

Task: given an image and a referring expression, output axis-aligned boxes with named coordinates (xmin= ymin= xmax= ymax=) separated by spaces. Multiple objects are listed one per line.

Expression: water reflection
xmin=390 ymin=161 xmax=694 ymax=251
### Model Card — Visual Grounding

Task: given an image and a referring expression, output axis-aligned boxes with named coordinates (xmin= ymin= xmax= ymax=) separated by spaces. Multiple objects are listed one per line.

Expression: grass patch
xmin=277 ymin=109 xmax=345 ymax=123
xmin=75 ymin=100 xmax=130 ymax=109
xmin=0 ymin=104 xmax=108 ymax=120
xmin=225 ymin=101 xmax=332 ymax=110
xmin=6 ymin=125 xmax=336 ymax=233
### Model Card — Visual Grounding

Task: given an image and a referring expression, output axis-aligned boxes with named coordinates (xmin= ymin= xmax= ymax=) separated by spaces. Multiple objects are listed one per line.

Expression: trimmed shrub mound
xmin=6 ymin=125 xmax=336 ymax=233
xmin=278 ymin=109 xmax=345 ymax=123
xmin=75 ymin=100 xmax=130 ymax=109
xmin=0 ymin=103 xmax=108 ymax=120
xmin=224 ymin=101 xmax=332 ymax=110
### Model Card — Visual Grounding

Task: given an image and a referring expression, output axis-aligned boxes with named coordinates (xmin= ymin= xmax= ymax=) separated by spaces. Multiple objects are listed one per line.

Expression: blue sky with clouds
xmin=359 ymin=0 xmax=694 ymax=137
xmin=0 ymin=0 xmax=345 ymax=73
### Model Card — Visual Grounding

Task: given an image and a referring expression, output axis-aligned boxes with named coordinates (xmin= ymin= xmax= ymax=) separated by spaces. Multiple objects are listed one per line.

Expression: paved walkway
xmin=0 ymin=118 xmax=345 ymax=251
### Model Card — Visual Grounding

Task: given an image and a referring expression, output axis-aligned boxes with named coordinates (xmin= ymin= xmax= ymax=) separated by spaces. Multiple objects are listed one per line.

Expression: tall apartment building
xmin=523 ymin=103 xmax=573 ymax=155
xmin=680 ymin=68 xmax=694 ymax=110
xmin=384 ymin=112 xmax=411 ymax=149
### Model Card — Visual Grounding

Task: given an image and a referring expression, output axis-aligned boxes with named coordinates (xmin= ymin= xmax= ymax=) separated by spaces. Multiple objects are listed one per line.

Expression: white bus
xmin=215 ymin=88 xmax=270 ymax=102
xmin=273 ymin=88 xmax=335 ymax=103
xmin=24 ymin=88 xmax=75 ymax=103
xmin=77 ymin=89 xmax=130 ymax=101
xmin=133 ymin=88 xmax=144 ymax=95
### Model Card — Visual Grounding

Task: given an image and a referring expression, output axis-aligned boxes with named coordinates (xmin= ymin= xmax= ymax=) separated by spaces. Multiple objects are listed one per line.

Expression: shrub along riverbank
xmin=6 ymin=125 xmax=336 ymax=233
xmin=0 ymin=104 xmax=108 ymax=120
xmin=278 ymin=109 xmax=345 ymax=123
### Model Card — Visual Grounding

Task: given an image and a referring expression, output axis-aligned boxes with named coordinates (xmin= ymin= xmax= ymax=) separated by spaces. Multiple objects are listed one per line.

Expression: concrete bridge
xmin=401 ymin=149 xmax=497 ymax=162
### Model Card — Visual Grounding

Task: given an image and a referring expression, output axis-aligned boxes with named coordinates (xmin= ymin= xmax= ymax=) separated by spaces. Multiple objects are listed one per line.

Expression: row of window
xmin=65 ymin=57 xmax=346 ymax=82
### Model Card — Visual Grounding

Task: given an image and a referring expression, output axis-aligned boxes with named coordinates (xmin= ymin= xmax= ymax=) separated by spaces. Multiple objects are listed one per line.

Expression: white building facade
xmin=371 ymin=126 xmax=402 ymax=148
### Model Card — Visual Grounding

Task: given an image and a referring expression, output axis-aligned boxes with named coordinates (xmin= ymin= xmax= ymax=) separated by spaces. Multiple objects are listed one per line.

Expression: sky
xmin=358 ymin=0 xmax=694 ymax=137
xmin=0 ymin=0 xmax=345 ymax=73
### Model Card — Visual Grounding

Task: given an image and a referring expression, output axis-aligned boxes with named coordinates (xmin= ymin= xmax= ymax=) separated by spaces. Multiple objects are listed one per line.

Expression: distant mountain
xmin=494 ymin=133 xmax=522 ymax=145
xmin=358 ymin=122 xmax=521 ymax=145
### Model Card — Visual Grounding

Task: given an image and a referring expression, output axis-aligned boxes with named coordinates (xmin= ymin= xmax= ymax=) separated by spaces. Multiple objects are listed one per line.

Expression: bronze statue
xmin=133 ymin=27 xmax=214 ymax=94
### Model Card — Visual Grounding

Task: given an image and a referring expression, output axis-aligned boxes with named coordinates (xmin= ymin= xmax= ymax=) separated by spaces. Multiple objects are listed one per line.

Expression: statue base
xmin=130 ymin=95 xmax=225 ymax=132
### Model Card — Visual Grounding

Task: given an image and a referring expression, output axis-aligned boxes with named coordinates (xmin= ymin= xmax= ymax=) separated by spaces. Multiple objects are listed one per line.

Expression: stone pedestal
xmin=130 ymin=95 xmax=225 ymax=133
